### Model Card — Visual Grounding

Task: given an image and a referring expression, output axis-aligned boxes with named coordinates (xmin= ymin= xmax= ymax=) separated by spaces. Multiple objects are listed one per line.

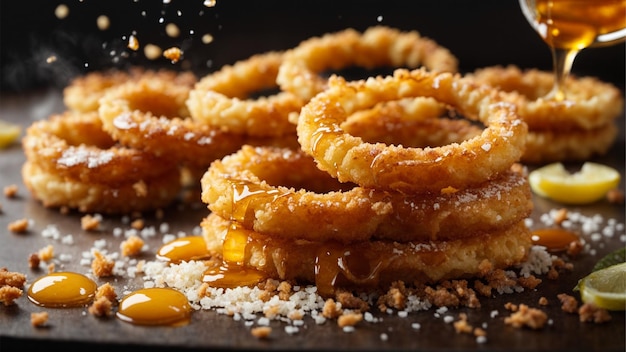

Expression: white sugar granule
xmin=58 ymin=148 xmax=114 ymax=168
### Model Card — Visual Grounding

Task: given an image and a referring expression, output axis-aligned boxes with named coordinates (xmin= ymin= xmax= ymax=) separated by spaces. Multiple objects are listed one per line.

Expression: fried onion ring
xmin=466 ymin=65 xmax=624 ymax=131
xmin=63 ymin=67 xmax=196 ymax=113
xmin=201 ymin=145 xmax=532 ymax=243
xmin=522 ymin=124 xmax=618 ymax=164
xmin=186 ymin=51 xmax=303 ymax=137
xmin=277 ymin=26 xmax=459 ymax=102
xmin=22 ymin=111 xmax=178 ymax=185
xmin=22 ymin=161 xmax=181 ymax=214
xmin=297 ymin=68 xmax=527 ymax=193
xmin=98 ymin=77 xmax=265 ymax=169
xmin=201 ymin=213 xmax=532 ymax=294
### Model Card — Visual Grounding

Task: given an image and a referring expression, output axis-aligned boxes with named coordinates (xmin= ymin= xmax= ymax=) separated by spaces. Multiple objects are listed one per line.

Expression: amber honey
xmin=531 ymin=228 xmax=581 ymax=252
xmin=533 ymin=0 xmax=626 ymax=50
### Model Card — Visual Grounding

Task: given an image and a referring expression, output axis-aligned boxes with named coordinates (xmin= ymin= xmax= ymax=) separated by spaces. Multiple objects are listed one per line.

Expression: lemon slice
xmin=528 ymin=162 xmax=621 ymax=204
xmin=0 ymin=120 xmax=21 ymax=149
xmin=577 ymin=261 xmax=626 ymax=311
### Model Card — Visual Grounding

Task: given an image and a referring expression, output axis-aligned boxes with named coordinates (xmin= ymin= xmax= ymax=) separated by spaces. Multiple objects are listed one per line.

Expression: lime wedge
xmin=577 ymin=262 xmax=626 ymax=311
xmin=528 ymin=162 xmax=621 ymax=204
xmin=0 ymin=120 xmax=21 ymax=149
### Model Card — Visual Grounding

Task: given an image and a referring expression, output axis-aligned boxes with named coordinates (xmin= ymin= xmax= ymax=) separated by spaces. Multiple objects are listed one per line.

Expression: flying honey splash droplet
xmin=27 ymin=272 xmax=97 ymax=308
xmin=156 ymin=236 xmax=210 ymax=263
xmin=116 ymin=288 xmax=191 ymax=326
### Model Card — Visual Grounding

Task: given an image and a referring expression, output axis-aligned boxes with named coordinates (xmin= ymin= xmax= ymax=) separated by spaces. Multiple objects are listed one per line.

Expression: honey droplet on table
xmin=156 ymin=236 xmax=210 ymax=263
xmin=116 ymin=288 xmax=191 ymax=327
xmin=531 ymin=228 xmax=580 ymax=252
xmin=27 ymin=272 xmax=97 ymax=308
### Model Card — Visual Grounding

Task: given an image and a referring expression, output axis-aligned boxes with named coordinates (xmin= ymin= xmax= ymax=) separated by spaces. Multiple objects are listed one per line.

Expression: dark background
xmin=1 ymin=0 xmax=624 ymax=93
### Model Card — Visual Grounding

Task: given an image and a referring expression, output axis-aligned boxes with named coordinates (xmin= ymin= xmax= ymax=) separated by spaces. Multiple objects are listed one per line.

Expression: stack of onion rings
xmin=466 ymin=65 xmax=624 ymax=164
xmin=199 ymin=68 xmax=532 ymax=295
xmin=277 ymin=26 xmax=459 ymax=102
xmin=21 ymin=111 xmax=181 ymax=214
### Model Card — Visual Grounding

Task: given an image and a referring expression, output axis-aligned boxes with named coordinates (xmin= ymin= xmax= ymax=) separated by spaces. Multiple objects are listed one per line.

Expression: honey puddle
xmin=116 ymin=288 xmax=191 ymax=327
xmin=27 ymin=272 xmax=97 ymax=308
xmin=531 ymin=228 xmax=581 ymax=252
xmin=156 ymin=235 xmax=211 ymax=263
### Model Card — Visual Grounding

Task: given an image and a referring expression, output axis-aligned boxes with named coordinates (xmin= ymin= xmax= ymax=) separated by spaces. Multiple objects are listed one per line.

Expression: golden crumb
xmin=155 ymin=208 xmax=165 ymax=220
xmin=8 ymin=218 xmax=29 ymax=233
xmin=163 ymin=47 xmax=183 ymax=63
xmin=59 ymin=206 xmax=70 ymax=215
xmin=322 ymin=298 xmax=343 ymax=319
xmin=606 ymin=188 xmax=625 ymax=204
xmin=566 ymin=240 xmax=584 ymax=257
xmin=197 ymin=282 xmax=210 ymax=299
xmin=132 ymin=180 xmax=148 ymax=197
xmin=335 ymin=289 xmax=369 ymax=311
xmin=473 ymin=327 xmax=487 ymax=337
xmin=95 ymin=282 xmax=117 ymax=303
xmin=277 ymin=280 xmax=292 ymax=296
xmin=30 ymin=311 xmax=49 ymax=327
xmin=287 ymin=310 xmax=304 ymax=321
xmin=28 ymin=253 xmax=41 ymax=270
xmin=453 ymin=313 xmax=473 ymax=334
xmin=557 ymin=293 xmax=578 ymax=313
xmin=91 ymin=250 xmax=115 ymax=278
xmin=4 ymin=184 xmax=18 ymax=198
xmin=538 ymin=296 xmax=548 ymax=306
xmin=38 ymin=245 xmax=54 ymax=262
xmin=264 ymin=304 xmax=281 ymax=319
xmin=47 ymin=263 xmax=55 ymax=274
xmin=131 ymin=218 xmax=145 ymax=230
xmin=517 ymin=275 xmax=542 ymax=290
xmin=88 ymin=296 xmax=113 ymax=317
xmin=552 ymin=208 xmax=568 ymax=225
xmin=0 ymin=268 xmax=27 ymax=287
xmin=578 ymin=303 xmax=612 ymax=323
xmin=128 ymin=35 xmax=139 ymax=51
xmin=0 ymin=286 xmax=23 ymax=306
xmin=81 ymin=214 xmax=101 ymax=231
xmin=337 ymin=312 xmax=363 ymax=328
xmin=250 ymin=326 xmax=272 ymax=339
xmin=504 ymin=302 xmax=518 ymax=312
xmin=440 ymin=186 xmax=458 ymax=194
xmin=120 ymin=235 xmax=144 ymax=257
xmin=504 ymin=304 xmax=548 ymax=329
xmin=377 ymin=281 xmax=407 ymax=311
